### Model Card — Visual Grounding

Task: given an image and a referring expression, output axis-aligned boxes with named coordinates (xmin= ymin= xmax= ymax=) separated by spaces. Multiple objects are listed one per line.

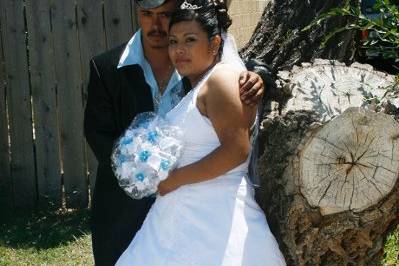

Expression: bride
xmin=116 ymin=0 xmax=286 ymax=265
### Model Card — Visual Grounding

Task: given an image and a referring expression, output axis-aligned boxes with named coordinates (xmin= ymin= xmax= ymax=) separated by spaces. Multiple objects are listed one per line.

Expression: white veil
xmin=220 ymin=32 xmax=260 ymax=187
xmin=220 ymin=32 xmax=246 ymax=72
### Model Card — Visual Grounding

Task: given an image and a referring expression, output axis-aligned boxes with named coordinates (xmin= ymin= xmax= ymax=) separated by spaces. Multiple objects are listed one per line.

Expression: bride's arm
xmin=158 ymin=68 xmax=257 ymax=196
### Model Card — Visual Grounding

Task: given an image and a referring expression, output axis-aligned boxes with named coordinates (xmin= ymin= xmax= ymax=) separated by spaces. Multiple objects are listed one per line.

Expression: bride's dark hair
xmin=169 ymin=0 xmax=232 ymax=52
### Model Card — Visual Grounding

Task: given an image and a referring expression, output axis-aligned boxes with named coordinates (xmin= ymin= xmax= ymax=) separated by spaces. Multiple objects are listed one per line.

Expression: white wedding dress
xmin=116 ymin=65 xmax=286 ymax=266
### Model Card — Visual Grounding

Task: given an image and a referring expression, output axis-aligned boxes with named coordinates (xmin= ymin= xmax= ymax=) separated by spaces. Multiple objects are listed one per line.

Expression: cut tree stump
xmin=257 ymin=59 xmax=399 ymax=266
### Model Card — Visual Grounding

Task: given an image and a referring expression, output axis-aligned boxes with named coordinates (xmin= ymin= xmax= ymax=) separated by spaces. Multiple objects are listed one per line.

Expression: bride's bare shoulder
xmin=207 ymin=64 xmax=240 ymax=92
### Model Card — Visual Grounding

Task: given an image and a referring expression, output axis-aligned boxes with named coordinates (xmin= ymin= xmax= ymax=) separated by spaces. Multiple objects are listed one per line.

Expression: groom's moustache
xmin=148 ymin=30 xmax=167 ymax=37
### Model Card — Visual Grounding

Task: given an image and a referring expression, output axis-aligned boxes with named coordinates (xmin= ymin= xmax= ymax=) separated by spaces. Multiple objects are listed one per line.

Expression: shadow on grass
xmin=0 ymin=207 xmax=90 ymax=250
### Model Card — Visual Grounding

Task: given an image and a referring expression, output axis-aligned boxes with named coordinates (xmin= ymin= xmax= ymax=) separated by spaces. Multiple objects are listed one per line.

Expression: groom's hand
xmin=239 ymin=71 xmax=264 ymax=106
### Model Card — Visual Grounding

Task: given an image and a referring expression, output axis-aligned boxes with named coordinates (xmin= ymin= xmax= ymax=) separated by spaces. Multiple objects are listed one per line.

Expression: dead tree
xmin=240 ymin=0 xmax=360 ymax=71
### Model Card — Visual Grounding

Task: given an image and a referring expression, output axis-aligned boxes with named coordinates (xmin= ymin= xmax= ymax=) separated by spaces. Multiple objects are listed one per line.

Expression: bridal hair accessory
xmin=180 ymin=0 xmax=226 ymax=10
xmin=180 ymin=0 xmax=202 ymax=10
xmin=111 ymin=112 xmax=184 ymax=199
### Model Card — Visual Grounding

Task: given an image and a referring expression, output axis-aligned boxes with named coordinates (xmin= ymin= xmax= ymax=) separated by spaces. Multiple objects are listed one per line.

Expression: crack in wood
xmin=356 ymin=136 xmax=377 ymax=162
xmin=316 ymin=136 xmax=346 ymax=153
xmin=349 ymin=173 xmax=356 ymax=210
xmin=317 ymin=178 xmax=335 ymax=206
xmin=357 ymin=165 xmax=384 ymax=197
xmin=345 ymin=90 xmax=352 ymax=104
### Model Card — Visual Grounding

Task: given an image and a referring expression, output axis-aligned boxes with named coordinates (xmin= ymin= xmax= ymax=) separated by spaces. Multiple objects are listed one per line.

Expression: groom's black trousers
xmin=90 ymin=164 xmax=155 ymax=265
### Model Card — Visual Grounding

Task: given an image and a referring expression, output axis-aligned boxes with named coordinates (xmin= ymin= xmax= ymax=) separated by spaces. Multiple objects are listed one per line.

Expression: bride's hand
xmin=238 ymin=71 xmax=264 ymax=106
xmin=157 ymin=170 xmax=182 ymax=196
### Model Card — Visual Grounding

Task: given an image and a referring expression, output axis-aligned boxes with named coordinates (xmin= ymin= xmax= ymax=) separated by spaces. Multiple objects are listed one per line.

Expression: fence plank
xmin=1 ymin=0 xmax=36 ymax=208
xmin=25 ymin=0 xmax=62 ymax=208
xmin=131 ymin=0 xmax=139 ymax=32
xmin=0 ymin=14 xmax=12 ymax=211
xmin=51 ymin=1 xmax=87 ymax=208
xmin=104 ymin=0 xmax=134 ymax=49
xmin=77 ymin=0 xmax=107 ymax=198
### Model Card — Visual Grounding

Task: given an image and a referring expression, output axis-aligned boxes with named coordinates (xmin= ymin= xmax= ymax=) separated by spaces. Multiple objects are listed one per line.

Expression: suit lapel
xmin=117 ymin=63 xmax=192 ymax=132
xmin=117 ymin=65 xmax=154 ymax=129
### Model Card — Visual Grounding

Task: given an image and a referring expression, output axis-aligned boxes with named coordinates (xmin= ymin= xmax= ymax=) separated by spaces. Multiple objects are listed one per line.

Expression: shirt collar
xmin=116 ymin=29 xmax=183 ymax=102
xmin=117 ymin=29 xmax=144 ymax=69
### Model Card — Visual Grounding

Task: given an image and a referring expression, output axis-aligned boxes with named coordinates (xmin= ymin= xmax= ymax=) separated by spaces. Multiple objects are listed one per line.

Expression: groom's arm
xmin=239 ymin=59 xmax=275 ymax=106
xmin=84 ymin=59 xmax=117 ymax=165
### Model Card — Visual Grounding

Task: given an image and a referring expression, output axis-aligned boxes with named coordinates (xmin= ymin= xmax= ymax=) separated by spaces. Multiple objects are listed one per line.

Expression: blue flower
xmin=139 ymin=150 xmax=151 ymax=162
xmin=147 ymin=131 xmax=158 ymax=144
xmin=121 ymin=137 xmax=133 ymax=145
xmin=118 ymin=153 xmax=129 ymax=163
xmin=135 ymin=173 xmax=145 ymax=181
xmin=160 ymin=159 xmax=170 ymax=171
xmin=140 ymin=121 xmax=150 ymax=129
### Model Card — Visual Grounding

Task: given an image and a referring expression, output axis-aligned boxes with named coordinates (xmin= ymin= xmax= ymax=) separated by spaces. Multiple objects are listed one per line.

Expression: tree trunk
xmin=256 ymin=59 xmax=399 ymax=265
xmin=240 ymin=0 xmax=360 ymax=71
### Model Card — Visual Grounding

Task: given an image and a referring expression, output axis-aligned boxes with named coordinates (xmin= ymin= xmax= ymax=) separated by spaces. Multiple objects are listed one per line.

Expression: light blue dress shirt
xmin=117 ymin=29 xmax=185 ymax=115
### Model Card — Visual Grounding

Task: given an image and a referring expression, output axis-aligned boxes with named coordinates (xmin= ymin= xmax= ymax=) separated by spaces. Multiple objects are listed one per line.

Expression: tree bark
xmin=240 ymin=0 xmax=360 ymax=71
xmin=256 ymin=59 xmax=399 ymax=265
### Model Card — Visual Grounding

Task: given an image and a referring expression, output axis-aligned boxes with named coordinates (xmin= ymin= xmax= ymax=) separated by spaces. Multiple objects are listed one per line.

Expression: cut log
xmin=256 ymin=59 xmax=399 ymax=265
xmin=300 ymin=107 xmax=399 ymax=215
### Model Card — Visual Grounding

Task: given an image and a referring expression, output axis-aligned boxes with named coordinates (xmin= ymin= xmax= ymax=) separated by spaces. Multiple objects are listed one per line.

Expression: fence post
xmin=51 ymin=1 xmax=87 ymax=208
xmin=77 ymin=0 xmax=108 ymax=199
xmin=0 ymin=13 xmax=12 ymax=211
xmin=131 ymin=0 xmax=139 ymax=32
xmin=1 ymin=0 xmax=36 ymax=208
xmin=25 ymin=0 xmax=62 ymax=208
xmin=103 ymin=0 xmax=134 ymax=49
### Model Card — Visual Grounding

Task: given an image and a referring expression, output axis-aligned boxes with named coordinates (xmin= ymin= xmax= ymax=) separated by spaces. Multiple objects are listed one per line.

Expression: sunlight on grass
xmin=0 ymin=209 xmax=93 ymax=266
xmin=383 ymin=225 xmax=399 ymax=266
xmin=0 ymin=234 xmax=92 ymax=266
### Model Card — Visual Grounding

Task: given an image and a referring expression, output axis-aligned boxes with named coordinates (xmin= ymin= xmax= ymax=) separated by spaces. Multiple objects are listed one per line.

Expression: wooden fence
xmin=0 ymin=0 xmax=139 ymax=210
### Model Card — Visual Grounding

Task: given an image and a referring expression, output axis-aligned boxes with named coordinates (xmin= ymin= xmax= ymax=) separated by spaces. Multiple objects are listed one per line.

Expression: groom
xmin=84 ymin=0 xmax=268 ymax=265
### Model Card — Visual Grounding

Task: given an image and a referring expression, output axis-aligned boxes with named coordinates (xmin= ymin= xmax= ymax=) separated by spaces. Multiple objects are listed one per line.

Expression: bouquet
xmin=111 ymin=112 xmax=184 ymax=199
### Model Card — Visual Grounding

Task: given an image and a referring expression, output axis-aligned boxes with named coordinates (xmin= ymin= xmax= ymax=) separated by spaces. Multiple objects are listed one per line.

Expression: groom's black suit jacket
xmin=84 ymin=43 xmax=191 ymax=266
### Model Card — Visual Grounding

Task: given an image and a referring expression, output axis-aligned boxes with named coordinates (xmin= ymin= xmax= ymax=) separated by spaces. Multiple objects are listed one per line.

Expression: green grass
xmin=383 ymin=225 xmax=399 ymax=266
xmin=0 ymin=209 xmax=93 ymax=266
xmin=0 ymin=209 xmax=397 ymax=265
